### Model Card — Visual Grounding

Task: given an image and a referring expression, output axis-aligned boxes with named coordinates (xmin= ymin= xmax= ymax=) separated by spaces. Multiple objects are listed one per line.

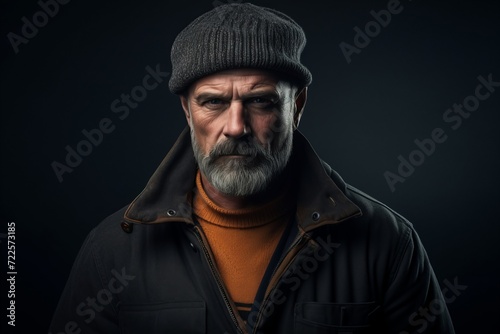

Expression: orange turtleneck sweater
xmin=192 ymin=171 xmax=293 ymax=319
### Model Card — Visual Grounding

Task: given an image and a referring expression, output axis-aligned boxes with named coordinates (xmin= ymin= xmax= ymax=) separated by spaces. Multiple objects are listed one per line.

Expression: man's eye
xmin=203 ymin=99 xmax=226 ymax=109
xmin=208 ymin=99 xmax=223 ymax=104
xmin=250 ymin=97 xmax=267 ymax=103
xmin=248 ymin=97 xmax=275 ymax=108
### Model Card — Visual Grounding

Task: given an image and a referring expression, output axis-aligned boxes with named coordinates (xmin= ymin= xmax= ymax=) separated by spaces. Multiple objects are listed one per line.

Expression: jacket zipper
xmin=251 ymin=233 xmax=309 ymax=333
xmin=192 ymin=226 xmax=245 ymax=334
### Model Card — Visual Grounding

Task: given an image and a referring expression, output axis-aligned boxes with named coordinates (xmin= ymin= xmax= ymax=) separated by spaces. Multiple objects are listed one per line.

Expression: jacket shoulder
xmin=321 ymin=160 xmax=426 ymax=284
xmin=80 ymin=205 xmax=135 ymax=268
xmin=346 ymin=183 xmax=411 ymax=230
xmin=321 ymin=159 xmax=412 ymax=230
xmin=320 ymin=159 xmax=416 ymax=264
xmin=92 ymin=205 xmax=130 ymax=241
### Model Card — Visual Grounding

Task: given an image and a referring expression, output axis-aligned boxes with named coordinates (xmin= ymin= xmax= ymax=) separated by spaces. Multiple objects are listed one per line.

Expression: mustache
xmin=208 ymin=138 xmax=265 ymax=159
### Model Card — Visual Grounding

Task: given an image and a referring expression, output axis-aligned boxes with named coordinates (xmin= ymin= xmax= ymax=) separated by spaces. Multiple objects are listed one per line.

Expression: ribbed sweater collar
xmin=193 ymin=170 xmax=292 ymax=229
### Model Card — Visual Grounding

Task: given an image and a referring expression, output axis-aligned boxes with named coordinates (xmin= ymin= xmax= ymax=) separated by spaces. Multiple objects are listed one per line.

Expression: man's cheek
xmin=192 ymin=128 xmax=211 ymax=156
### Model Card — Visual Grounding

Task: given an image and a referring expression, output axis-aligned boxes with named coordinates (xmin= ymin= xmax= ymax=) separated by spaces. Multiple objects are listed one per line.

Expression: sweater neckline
xmin=193 ymin=170 xmax=293 ymax=229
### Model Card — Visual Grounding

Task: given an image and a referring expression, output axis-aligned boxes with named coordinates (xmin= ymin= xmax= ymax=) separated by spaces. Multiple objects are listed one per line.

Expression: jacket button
xmin=167 ymin=209 xmax=176 ymax=216
xmin=121 ymin=222 xmax=133 ymax=233
xmin=189 ymin=242 xmax=198 ymax=253
xmin=311 ymin=212 xmax=320 ymax=221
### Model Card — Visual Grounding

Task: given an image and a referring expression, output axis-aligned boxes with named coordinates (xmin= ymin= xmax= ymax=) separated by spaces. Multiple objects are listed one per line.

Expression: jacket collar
xmin=123 ymin=127 xmax=362 ymax=230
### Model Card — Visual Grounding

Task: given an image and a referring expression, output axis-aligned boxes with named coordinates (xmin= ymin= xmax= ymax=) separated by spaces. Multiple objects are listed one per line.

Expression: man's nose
xmin=223 ymin=102 xmax=249 ymax=138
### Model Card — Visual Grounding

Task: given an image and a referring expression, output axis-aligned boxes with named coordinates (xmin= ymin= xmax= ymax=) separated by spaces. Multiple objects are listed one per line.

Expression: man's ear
xmin=180 ymin=95 xmax=191 ymax=126
xmin=293 ymin=87 xmax=308 ymax=129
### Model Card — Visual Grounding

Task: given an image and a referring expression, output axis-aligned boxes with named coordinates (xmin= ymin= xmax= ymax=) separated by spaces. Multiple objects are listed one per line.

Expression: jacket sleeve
xmin=382 ymin=223 xmax=456 ymax=334
xmin=49 ymin=228 xmax=120 ymax=334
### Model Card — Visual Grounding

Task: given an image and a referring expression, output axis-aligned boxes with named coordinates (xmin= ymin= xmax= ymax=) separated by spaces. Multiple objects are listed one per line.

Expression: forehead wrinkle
xmin=194 ymin=83 xmax=280 ymax=101
xmin=246 ymin=81 xmax=278 ymax=91
xmin=192 ymin=82 xmax=228 ymax=96
xmin=193 ymin=70 xmax=278 ymax=88
xmin=238 ymin=81 xmax=279 ymax=98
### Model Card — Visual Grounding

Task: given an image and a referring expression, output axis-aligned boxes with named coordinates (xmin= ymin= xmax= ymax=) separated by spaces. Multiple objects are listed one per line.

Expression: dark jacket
xmin=50 ymin=128 xmax=455 ymax=334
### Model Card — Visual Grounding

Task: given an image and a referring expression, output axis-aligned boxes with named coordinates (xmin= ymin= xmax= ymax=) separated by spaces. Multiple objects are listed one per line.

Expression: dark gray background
xmin=1 ymin=0 xmax=499 ymax=332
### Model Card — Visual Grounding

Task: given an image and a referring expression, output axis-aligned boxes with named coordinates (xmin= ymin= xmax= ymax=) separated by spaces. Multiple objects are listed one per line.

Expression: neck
xmin=199 ymin=167 xmax=292 ymax=210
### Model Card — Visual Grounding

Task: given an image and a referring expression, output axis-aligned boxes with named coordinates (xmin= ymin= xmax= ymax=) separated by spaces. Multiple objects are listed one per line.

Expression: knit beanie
xmin=168 ymin=3 xmax=312 ymax=94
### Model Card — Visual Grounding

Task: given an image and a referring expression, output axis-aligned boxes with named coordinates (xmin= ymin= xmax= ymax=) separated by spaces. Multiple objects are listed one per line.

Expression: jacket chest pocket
xmin=294 ymin=302 xmax=380 ymax=334
xmin=118 ymin=301 xmax=205 ymax=334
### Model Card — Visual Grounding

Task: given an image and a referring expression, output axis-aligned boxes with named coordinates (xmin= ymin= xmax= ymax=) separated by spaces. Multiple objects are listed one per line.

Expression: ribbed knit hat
xmin=168 ymin=3 xmax=312 ymax=94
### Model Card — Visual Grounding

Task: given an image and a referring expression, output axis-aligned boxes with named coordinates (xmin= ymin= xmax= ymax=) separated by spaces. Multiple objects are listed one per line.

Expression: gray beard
xmin=190 ymin=129 xmax=293 ymax=197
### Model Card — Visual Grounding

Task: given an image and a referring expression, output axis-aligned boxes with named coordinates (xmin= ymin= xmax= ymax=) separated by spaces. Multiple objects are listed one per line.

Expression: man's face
xmin=180 ymin=68 xmax=305 ymax=197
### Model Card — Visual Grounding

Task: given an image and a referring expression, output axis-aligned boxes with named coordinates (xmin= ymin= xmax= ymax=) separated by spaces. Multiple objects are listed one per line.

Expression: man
xmin=50 ymin=3 xmax=455 ymax=333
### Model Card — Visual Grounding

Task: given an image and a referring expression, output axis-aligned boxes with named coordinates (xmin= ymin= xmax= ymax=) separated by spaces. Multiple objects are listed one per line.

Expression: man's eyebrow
xmin=193 ymin=92 xmax=226 ymax=103
xmin=241 ymin=90 xmax=280 ymax=100
xmin=193 ymin=89 xmax=280 ymax=103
